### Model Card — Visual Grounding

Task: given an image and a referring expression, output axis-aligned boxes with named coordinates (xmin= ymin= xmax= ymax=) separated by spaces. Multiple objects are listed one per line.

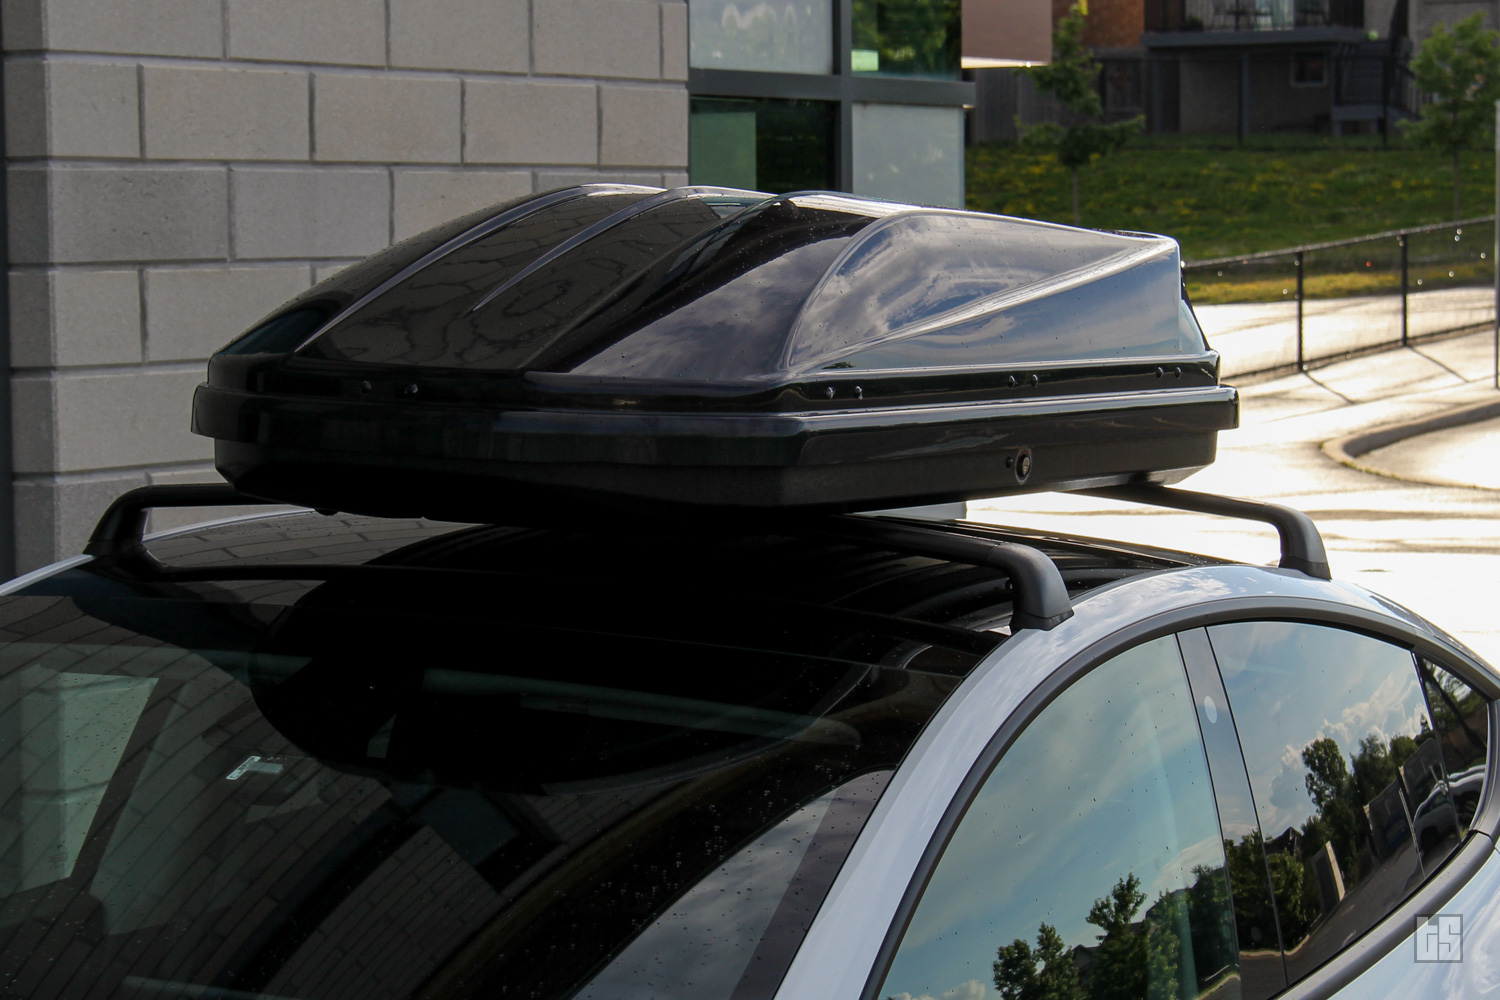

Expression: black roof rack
xmin=1080 ymin=484 xmax=1331 ymax=579
xmin=84 ymin=483 xmax=278 ymax=559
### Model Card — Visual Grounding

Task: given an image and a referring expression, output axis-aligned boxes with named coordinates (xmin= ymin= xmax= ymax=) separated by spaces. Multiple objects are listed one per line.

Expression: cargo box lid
xmin=192 ymin=185 xmax=1237 ymax=520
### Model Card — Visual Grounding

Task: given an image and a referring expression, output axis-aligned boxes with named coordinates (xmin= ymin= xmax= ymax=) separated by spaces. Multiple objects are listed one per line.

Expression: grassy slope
xmin=965 ymin=141 xmax=1497 ymax=261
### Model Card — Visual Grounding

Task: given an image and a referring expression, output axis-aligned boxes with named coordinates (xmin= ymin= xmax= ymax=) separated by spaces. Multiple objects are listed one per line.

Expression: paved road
xmin=1364 ymin=416 xmax=1500 ymax=490
xmin=969 ymin=328 xmax=1500 ymax=662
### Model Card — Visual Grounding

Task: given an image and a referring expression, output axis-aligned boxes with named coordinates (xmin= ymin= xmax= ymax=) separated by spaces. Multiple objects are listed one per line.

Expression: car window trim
xmin=855 ymin=594 xmax=1500 ymax=1000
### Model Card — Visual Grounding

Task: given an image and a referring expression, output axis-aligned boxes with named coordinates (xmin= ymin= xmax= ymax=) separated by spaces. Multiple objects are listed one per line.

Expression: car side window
xmin=1418 ymin=658 xmax=1489 ymax=834
xmin=1206 ymin=622 xmax=1472 ymax=984
xmin=875 ymin=635 xmax=1239 ymax=1000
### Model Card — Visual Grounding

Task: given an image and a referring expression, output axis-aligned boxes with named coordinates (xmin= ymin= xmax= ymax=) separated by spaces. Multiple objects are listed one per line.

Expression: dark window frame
xmin=686 ymin=0 xmax=975 ymax=192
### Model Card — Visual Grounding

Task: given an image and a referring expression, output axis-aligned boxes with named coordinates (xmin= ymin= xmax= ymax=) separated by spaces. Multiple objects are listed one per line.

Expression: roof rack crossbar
xmin=817 ymin=516 xmax=1074 ymax=631
xmin=1081 ymin=485 xmax=1331 ymax=580
xmin=85 ymin=484 xmax=274 ymax=558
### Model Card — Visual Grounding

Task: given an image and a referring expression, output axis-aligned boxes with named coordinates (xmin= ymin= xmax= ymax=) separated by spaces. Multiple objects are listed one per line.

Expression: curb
xmin=1322 ymin=399 xmax=1500 ymax=489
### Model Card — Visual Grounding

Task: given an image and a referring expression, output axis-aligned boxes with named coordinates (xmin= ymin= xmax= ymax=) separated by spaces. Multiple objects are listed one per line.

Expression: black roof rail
xmin=1080 ymin=484 xmax=1331 ymax=580
xmin=84 ymin=483 xmax=276 ymax=559
xmin=816 ymin=515 xmax=1075 ymax=631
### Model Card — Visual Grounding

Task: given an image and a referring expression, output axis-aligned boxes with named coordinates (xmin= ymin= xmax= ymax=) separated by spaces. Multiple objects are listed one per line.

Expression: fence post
xmin=1296 ymin=250 xmax=1305 ymax=370
xmin=1400 ymin=234 xmax=1409 ymax=347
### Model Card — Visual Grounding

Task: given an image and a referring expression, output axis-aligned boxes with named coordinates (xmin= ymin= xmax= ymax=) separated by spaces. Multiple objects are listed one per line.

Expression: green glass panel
xmin=850 ymin=0 xmax=961 ymax=79
xmin=689 ymin=98 xmax=835 ymax=194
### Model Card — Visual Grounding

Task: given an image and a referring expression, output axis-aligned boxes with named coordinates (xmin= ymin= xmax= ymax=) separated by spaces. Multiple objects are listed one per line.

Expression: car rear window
xmin=0 ymin=534 xmax=985 ymax=1000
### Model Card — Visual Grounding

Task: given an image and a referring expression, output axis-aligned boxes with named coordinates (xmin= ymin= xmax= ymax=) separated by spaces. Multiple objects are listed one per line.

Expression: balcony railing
xmin=1146 ymin=0 xmax=1363 ymax=32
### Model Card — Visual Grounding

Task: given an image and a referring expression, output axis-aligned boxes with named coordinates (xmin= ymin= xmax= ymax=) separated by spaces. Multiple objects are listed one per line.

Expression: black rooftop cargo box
xmin=191 ymin=185 xmax=1238 ymax=521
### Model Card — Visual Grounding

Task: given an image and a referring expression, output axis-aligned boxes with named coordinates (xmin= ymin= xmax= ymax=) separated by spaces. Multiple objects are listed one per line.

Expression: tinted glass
xmin=850 ymin=0 xmax=960 ymax=78
xmin=689 ymin=0 xmax=833 ymax=74
xmin=1418 ymin=659 xmax=1489 ymax=835
xmin=690 ymin=97 xmax=837 ymax=194
xmin=0 ymin=601 xmax=950 ymax=1000
xmin=877 ymin=635 xmax=1239 ymax=1000
xmin=562 ymin=200 xmax=874 ymax=379
xmin=1178 ymin=629 xmax=1287 ymax=999
xmin=851 ymin=103 xmax=964 ymax=209
xmin=1208 ymin=622 xmax=1451 ymax=982
xmin=302 ymin=189 xmax=651 ymax=366
xmin=788 ymin=216 xmax=1196 ymax=372
xmin=227 ymin=189 xmax=550 ymax=345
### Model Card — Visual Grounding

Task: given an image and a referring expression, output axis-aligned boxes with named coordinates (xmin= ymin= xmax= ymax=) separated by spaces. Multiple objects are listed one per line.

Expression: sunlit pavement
xmin=970 ymin=328 xmax=1500 ymax=663
xmin=1196 ymin=286 xmax=1496 ymax=378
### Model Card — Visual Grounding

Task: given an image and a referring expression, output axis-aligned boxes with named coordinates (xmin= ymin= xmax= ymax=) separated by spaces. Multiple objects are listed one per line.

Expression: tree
xmin=1405 ymin=12 xmax=1500 ymax=221
xmin=1020 ymin=1 xmax=1143 ymax=226
xmin=993 ymin=923 xmax=1084 ymax=1000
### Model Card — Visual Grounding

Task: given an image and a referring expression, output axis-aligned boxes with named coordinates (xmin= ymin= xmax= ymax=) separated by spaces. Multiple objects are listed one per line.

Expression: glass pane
xmin=1418 ymin=659 xmax=1489 ymax=835
xmin=1179 ymin=629 xmax=1287 ymax=1000
xmin=877 ymin=635 xmax=1239 ymax=1000
xmin=690 ymin=97 xmax=836 ymax=194
xmin=689 ymin=0 xmax=833 ymax=74
xmin=1208 ymin=622 xmax=1440 ymax=982
xmin=851 ymin=103 xmax=964 ymax=209
xmin=851 ymin=0 xmax=960 ymax=78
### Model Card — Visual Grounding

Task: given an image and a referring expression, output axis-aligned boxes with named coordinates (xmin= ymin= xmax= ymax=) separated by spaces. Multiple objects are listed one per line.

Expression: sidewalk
xmin=970 ymin=325 xmax=1500 ymax=661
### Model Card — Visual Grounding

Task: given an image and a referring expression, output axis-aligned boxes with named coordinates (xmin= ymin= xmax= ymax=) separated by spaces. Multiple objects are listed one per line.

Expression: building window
xmin=1292 ymin=51 xmax=1327 ymax=86
xmin=689 ymin=97 xmax=837 ymax=192
xmin=850 ymin=0 xmax=961 ymax=78
xmin=851 ymin=103 xmax=963 ymax=205
xmin=686 ymin=0 xmax=973 ymax=207
xmin=688 ymin=0 xmax=834 ymax=75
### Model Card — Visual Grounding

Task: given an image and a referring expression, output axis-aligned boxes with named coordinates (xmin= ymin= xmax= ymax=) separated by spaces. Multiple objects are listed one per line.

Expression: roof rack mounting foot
xmin=1080 ymin=484 xmax=1332 ymax=580
xmin=85 ymin=483 xmax=274 ymax=559
xmin=817 ymin=515 xmax=1074 ymax=631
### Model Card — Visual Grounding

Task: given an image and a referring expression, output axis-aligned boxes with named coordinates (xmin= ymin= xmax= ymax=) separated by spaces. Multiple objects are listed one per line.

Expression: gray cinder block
xmin=10 ymin=268 xmax=142 ymax=367
xmin=600 ymin=86 xmax=688 ymax=167
xmin=393 ymin=168 xmax=533 ymax=240
xmin=145 ymin=265 xmax=312 ymax=361
xmin=9 ymin=165 xmax=229 ymax=264
xmin=227 ymin=0 xmax=386 ymax=67
xmin=315 ymin=73 xmax=461 ymax=164
xmin=13 ymin=368 xmax=212 ymax=474
xmin=534 ymin=0 xmax=661 ymax=79
xmin=5 ymin=0 xmax=222 ymax=57
xmin=465 ymin=79 xmax=598 ymax=165
xmin=144 ymin=65 xmax=310 ymax=161
xmin=390 ymin=0 xmax=530 ymax=73
xmin=231 ymin=166 xmax=390 ymax=259
xmin=5 ymin=59 xmax=140 ymax=159
xmin=662 ymin=2 xmax=688 ymax=82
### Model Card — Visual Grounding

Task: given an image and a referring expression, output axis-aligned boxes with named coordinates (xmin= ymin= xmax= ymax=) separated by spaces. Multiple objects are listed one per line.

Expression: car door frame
xmin=773 ymin=563 xmax=1500 ymax=1000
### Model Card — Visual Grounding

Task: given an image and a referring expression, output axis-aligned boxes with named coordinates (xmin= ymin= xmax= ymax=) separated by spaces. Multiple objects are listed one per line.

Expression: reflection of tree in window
xmin=988 ymin=867 xmax=1237 ymax=1000
xmin=850 ymin=0 xmax=960 ymax=77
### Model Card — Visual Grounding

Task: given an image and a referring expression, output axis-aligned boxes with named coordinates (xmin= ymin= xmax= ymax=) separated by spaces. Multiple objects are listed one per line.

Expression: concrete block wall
xmin=3 ymin=0 xmax=690 ymax=572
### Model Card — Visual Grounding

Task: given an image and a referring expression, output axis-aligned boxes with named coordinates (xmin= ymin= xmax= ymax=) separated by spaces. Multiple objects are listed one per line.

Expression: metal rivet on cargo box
xmin=1005 ymin=456 xmax=1014 ymax=469
xmin=404 ymin=383 xmax=419 ymax=396
xmin=1028 ymin=373 xmax=1040 ymax=387
xmin=825 ymin=386 xmax=835 ymax=399
xmin=1156 ymin=366 xmax=1165 ymax=378
xmin=854 ymin=386 xmax=863 ymax=399
xmin=359 ymin=381 xmax=372 ymax=394
xmin=1007 ymin=375 xmax=1018 ymax=388
xmin=1174 ymin=366 xmax=1183 ymax=378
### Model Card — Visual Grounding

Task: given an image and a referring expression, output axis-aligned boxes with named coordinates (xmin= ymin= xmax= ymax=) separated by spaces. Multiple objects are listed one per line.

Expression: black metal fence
xmin=1184 ymin=217 xmax=1496 ymax=378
